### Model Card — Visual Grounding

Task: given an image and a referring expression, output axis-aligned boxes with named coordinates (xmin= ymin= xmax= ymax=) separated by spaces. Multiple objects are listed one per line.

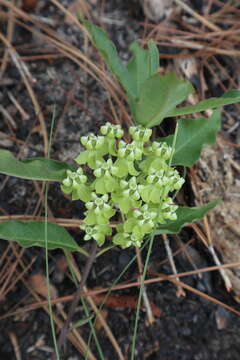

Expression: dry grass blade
xmin=0 ymin=29 xmax=48 ymax=156
xmin=0 ymin=0 xmax=15 ymax=76
xmin=0 ymin=0 xmax=131 ymax=124
xmin=168 ymin=276 xmax=240 ymax=316
xmin=0 ymin=245 xmax=25 ymax=299
xmin=162 ymin=234 xmax=185 ymax=296
xmin=68 ymin=253 xmax=125 ymax=360
xmin=173 ymin=0 xmax=220 ymax=31
xmin=3 ymin=261 xmax=240 ymax=322
xmin=0 ymin=215 xmax=119 ymax=228
xmin=135 ymin=247 xmax=155 ymax=324
xmin=8 ymin=332 xmax=22 ymax=360
xmin=7 ymin=91 xmax=30 ymax=121
xmin=8 ymin=250 xmax=97 ymax=359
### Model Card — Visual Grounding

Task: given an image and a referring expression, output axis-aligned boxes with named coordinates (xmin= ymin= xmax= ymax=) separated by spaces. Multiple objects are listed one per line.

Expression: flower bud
xmin=100 ymin=122 xmax=124 ymax=138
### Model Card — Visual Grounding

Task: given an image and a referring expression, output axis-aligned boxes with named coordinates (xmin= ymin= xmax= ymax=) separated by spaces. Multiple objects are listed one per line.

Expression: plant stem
xmin=56 ymin=241 xmax=98 ymax=356
xmin=131 ymin=232 xmax=155 ymax=360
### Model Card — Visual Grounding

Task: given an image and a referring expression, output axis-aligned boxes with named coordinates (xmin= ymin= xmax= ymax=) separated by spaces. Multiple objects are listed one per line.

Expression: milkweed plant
xmin=61 ymin=123 xmax=184 ymax=248
xmin=0 ymin=16 xmax=240 ymax=253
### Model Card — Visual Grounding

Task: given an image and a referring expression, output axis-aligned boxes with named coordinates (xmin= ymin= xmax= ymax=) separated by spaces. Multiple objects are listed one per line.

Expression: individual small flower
xmin=84 ymin=193 xmax=116 ymax=225
xmin=113 ymin=231 xmax=143 ymax=248
xmin=120 ymin=177 xmax=141 ymax=200
xmin=166 ymin=168 xmax=185 ymax=190
xmin=92 ymin=159 xmax=118 ymax=193
xmin=81 ymin=134 xmax=105 ymax=150
xmin=118 ymin=140 xmax=143 ymax=161
xmin=94 ymin=159 xmax=116 ymax=178
xmin=61 ymin=168 xmax=91 ymax=202
xmin=133 ymin=204 xmax=157 ymax=231
xmin=80 ymin=224 xmax=112 ymax=246
xmin=129 ymin=126 xmax=152 ymax=142
xmin=100 ymin=122 xmax=124 ymax=138
xmin=76 ymin=134 xmax=108 ymax=168
xmin=112 ymin=177 xmax=142 ymax=213
xmin=145 ymin=141 xmax=172 ymax=160
xmin=157 ymin=197 xmax=178 ymax=223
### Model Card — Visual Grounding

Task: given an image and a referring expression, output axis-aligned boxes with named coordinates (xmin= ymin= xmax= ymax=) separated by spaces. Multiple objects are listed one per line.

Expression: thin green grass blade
xmin=45 ymin=106 xmax=60 ymax=360
xmin=131 ymin=233 xmax=156 ymax=359
xmin=85 ymin=239 xmax=151 ymax=357
xmin=64 ymin=251 xmax=105 ymax=359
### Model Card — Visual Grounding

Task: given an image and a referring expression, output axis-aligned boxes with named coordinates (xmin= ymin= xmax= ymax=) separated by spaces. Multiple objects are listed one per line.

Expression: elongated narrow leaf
xmin=81 ymin=17 xmax=136 ymax=100
xmin=0 ymin=220 xmax=88 ymax=255
xmin=155 ymin=200 xmax=220 ymax=235
xmin=166 ymin=90 xmax=240 ymax=117
xmin=0 ymin=150 xmax=74 ymax=181
xmin=135 ymin=73 xmax=194 ymax=127
xmin=148 ymin=40 xmax=159 ymax=75
xmin=127 ymin=40 xmax=159 ymax=96
xmin=161 ymin=110 xmax=221 ymax=166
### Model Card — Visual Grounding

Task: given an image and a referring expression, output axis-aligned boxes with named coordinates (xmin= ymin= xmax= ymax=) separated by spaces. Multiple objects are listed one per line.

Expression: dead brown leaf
xmin=28 ymin=273 xmax=58 ymax=299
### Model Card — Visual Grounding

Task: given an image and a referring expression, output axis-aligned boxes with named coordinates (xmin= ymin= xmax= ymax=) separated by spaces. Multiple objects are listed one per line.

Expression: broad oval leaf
xmin=166 ymin=90 xmax=240 ymax=117
xmin=0 ymin=220 xmax=88 ymax=255
xmin=135 ymin=73 xmax=194 ymax=127
xmin=155 ymin=199 xmax=220 ymax=235
xmin=0 ymin=150 xmax=74 ymax=181
xmin=161 ymin=110 xmax=221 ymax=166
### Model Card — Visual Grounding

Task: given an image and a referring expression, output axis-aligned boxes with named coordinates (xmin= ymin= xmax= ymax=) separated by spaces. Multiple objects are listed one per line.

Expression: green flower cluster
xmin=61 ymin=123 xmax=185 ymax=248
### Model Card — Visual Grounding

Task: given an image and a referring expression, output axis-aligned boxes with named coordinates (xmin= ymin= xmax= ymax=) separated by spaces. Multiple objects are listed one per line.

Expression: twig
xmin=0 ymin=104 xmax=17 ymax=129
xmin=0 ymin=0 xmax=15 ymax=77
xmin=162 ymin=234 xmax=185 ymax=297
xmin=203 ymin=217 xmax=232 ymax=292
xmin=0 ymin=30 xmax=49 ymax=156
xmin=7 ymin=91 xmax=30 ymax=120
xmin=68 ymin=253 xmax=125 ymax=360
xmin=56 ymin=241 xmax=98 ymax=356
xmin=208 ymin=245 xmax=232 ymax=291
xmin=135 ymin=247 xmax=155 ymax=324
xmin=2 ymin=261 xmax=240 ymax=322
xmin=173 ymin=0 xmax=220 ymax=32
xmin=8 ymin=332 xmax=21 ymax=360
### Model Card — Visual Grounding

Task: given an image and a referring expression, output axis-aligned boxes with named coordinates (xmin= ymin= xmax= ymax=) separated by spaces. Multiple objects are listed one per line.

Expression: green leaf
xmin=127 ymin=161 xmax=139 ymax=176
xmin=166 ymin=90 xmax=240 ymax=118
xmin=133 ymin=225 xmax=143 ymax=238
xmin=94 ymin=177 xmax=107 ymax=194
xmin=127 ymin=40 xmax=159 ymax=96
xmin=119 ymin=198 xmax=132 ymax=214
xmin=124 ymin=217 xmax=137 ymax=232
xmin=0 ymin=220 xmax=88 ymax=255
xmin=84 ymin=212 xmax=97 ymax=225
xmin=0 ymin=150 xmax=73 ymax=182
xmin=135 ymin=73 xmax=194 ymax=127
xmin=113 ymin=158 xmax=129 ymax=177
xmin=155 ymin=200 xmax=220 ymax=235
xmin=75 ymin=151 xmax=89 ymax=165
xmin=80 ymin=17 xmax=136 ymax=99
xmin=161 ymin=110 xmax=221 ymax=166
xmin=76 ymin=185 xmax=92 ymax=202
